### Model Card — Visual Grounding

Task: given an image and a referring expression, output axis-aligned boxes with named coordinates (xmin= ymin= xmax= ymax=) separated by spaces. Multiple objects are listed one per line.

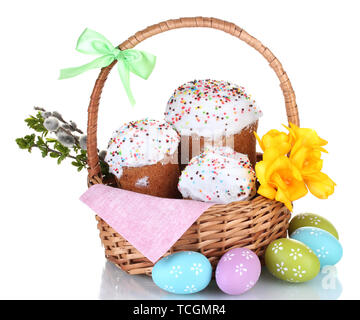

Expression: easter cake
xmin=178 ymin=147 xmax=256 ymax=204
xmin=105 ymin=119 xmax=181 ymax=198
xmin=165 ymin=79 xmax=262 ymax=168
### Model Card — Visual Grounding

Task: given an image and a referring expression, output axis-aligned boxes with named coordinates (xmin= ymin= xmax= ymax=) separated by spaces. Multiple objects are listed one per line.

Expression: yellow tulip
xmin=287 ymin=124 xmax=335 ymax=199
xmin=285 ymin=122 xmax=328 ymax=152
xmin=303 ymin=172 xmax=336 ymax=199
xmin=255 ymin=124 xmax=335 ymax=208
xmin=256 ymin=149 xmax=308 ymax=211
xmin=254 ymin=129 xmax=291 ymax=155
xmin=290 ymin=145 xmax=323 ymax=176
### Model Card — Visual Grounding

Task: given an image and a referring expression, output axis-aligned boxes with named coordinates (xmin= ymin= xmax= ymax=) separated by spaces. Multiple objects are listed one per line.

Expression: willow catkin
xmin=44 ymin=116 xmax=60 ymax=132
xmin=79 ymin=135 xmax=87 ymax=150
xmin=56 ymin=131 xmax=75 ymax=147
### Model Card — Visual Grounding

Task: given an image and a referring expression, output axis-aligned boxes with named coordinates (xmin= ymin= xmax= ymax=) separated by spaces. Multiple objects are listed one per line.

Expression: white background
xmin=1 ymin=0 xmax=359 ymax=299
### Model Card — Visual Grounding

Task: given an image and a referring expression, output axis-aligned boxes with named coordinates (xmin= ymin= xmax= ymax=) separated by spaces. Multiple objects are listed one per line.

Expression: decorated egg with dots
xmin=152 ymin=251 xmax=212 ymax=294
xmin=290 ymin=227 xmax=343 ymax=268
xmin=215 ymin=248 xmax=261 ymax=295
xmin=265 ymin=238 xmax=320 ymax=283
xmin=289 ymin=213 xmax=339 ymax=239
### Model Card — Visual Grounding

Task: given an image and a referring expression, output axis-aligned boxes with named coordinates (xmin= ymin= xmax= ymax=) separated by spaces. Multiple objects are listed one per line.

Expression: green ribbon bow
xmin=59 ymin=28 xmax=156 ymax=106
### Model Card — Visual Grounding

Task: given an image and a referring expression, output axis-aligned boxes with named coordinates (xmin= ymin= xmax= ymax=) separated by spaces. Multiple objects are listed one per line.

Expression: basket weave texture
xmin=86 ymin=17 xmax=299 ymax=275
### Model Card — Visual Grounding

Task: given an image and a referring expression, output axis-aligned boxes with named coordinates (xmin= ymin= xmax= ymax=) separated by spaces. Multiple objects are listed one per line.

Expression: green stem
xmin=32 ymin=144 xmax=82 ymax=162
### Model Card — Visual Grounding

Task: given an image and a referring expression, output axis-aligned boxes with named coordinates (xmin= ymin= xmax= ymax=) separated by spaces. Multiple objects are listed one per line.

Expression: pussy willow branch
xmin=34 ymin=106 xmax=84 ymax=134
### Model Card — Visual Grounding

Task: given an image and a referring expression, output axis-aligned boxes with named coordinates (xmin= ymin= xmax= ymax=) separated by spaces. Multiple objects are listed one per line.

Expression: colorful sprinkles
xmin=165 ymin=79 xmax=262 ymax=138
xmin=178 ymin=147 xmax=256 ymax=204
xmin=105 ymin=119 xmax=180 ymax=178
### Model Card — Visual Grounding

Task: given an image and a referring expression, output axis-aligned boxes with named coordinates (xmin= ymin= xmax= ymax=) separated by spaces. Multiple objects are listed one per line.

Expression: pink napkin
xmin=80 ymin=184 xmax=214 ymax=263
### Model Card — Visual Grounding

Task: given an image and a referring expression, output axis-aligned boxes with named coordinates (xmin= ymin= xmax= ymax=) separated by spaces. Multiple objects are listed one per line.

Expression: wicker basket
xmin=87 ymin=17 xmax=299 ymax=275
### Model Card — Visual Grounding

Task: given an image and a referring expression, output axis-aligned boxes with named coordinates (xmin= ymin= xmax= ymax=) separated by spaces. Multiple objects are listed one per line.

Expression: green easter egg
xmin=265 ymin=238 xmax=320 ymax=283
xmin=289 ymin=213 xmax=339 ymax=239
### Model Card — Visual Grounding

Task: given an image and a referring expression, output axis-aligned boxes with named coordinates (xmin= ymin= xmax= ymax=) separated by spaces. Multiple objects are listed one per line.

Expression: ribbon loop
xmin=75 ymin=28 xmax=115 ymax=55
xmin=59 ymin=28 xmax=156 ymax=106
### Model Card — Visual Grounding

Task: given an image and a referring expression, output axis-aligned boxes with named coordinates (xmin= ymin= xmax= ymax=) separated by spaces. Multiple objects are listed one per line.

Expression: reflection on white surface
xmin=99 ymin=261 xmax=342 ymax=300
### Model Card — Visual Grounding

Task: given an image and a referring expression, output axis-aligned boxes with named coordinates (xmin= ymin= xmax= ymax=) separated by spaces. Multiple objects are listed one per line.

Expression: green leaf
xmin=25 ymin=114 xmax=47 ymax=133
xmin=36 ymin=112 xmax=44 ymax=121
xmin=50 ymin=152 xmax=59 ymax=158
xmin=75 ymin=154 xmax=86 ymax=162
xmin=17 ymin=134 xmax=36 ymax=150
xmin=37 ymin=136 xmax=46 ymax=146
xmin=54 ymin=142 xmax=70 ymax=155
xmin=16 ymin=138 xmax=28 ymax=149
xmin=38 ymin=146 xmax=47 ymax=153
xmin=57 ymin=156 xmax=65 ymax=165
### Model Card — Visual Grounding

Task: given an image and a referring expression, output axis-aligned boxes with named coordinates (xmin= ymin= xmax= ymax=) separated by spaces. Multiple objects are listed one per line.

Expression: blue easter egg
xmin=152 ymin=251 xmax=212 ymax=294
xmin=290 ymin=227 xmax=342 ymax=268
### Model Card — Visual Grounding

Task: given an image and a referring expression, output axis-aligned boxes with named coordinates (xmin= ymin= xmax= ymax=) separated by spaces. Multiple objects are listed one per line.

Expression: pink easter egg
xmin=215 ymin=248 xmax=261 ymax=295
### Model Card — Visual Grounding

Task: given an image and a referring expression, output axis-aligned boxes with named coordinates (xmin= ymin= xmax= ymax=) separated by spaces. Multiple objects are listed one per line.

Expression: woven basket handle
xmin=87 ymin=17 xmax=300 ymax=182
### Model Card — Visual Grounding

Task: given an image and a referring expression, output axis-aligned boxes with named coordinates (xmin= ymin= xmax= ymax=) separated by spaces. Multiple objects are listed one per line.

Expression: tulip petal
xmin=262 ymin=148 xmax=281 ymax=165
xmin=290 ymin=146 xmax=308 ymax=169
xmin=258 ymin=184 xmax=276 ymax=200
xmin=304 ymin=172 xmax=335 ymax=199
xmin=275 ymin=187 xmax=293 ymax=211
xmin=290 ymin=124 xmax=328 ymax=149
xmin=284 ymin=124 xmax=296 ymax=146
xmin=288 ymin=179 xmax=308 ymax=201
xmin=271 ymin=172 xmax=289 ymax=191
xmin=277 ymin=142 xmax=292 ymax=155
xmin=266 ymin=156 xmax=300 ymax=182
xmin=301 ymin=159 xmax=323 ymax=176
xmin=255 ymin=129 xmax=292 ymax=154
xmin=282 ymin=124 xmax=290 ymax=131
xmin=318 ymin=147 xmax=328 ymax=153
xmin=310 ymin=149 xmax=322 ymax=159
xmin=289 ymin=163 xmax=304 ymax=181
xmin=255 ymin=161 xmax=267 ymax=185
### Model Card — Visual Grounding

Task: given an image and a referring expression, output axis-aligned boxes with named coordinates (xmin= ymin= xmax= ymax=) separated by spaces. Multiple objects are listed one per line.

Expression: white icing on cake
xmin=105 ymin=119 xmax=180 ymax=178
xmin=135 ymin=176 xmax=149 ymax=188
xmin=165 ymin=79 xmax=262 ymax=138
xmin=178 ymin=146 xmax=256 ymax=204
